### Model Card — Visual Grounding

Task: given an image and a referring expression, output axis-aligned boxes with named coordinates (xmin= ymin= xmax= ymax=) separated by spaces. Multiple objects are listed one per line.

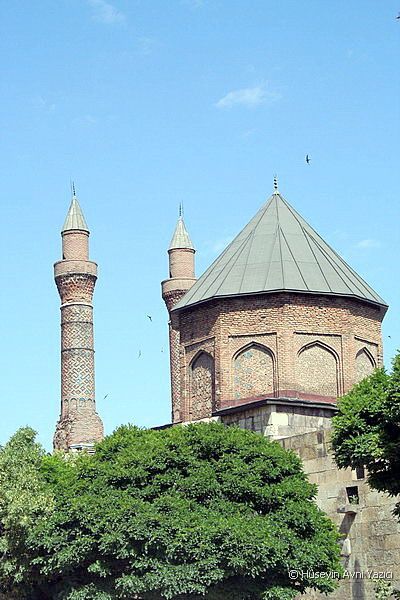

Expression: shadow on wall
xmin=339 ymin=513 xmax=356 ymax=536
xmin=352 ymin=558 xmax=366 ymax=600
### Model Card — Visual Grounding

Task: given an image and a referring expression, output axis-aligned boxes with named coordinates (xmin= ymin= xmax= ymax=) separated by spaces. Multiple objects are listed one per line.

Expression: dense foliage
xmin=0 ymin=422 xmax=342 ymax=599
xmin=332 ymin=351 xmax=400 ymax=516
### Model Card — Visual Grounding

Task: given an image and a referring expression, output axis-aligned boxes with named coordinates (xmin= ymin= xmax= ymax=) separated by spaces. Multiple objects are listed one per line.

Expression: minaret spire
xmin=53 ymin=191 xmax=104 ymax=451
xmin=161 ymin=206 xmax=197 ymax=423
xmin=273 ymin=174 xmax=279 ymax=193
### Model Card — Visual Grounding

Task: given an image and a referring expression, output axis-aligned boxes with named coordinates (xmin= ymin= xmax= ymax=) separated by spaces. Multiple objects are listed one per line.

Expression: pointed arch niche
xmin=189 ymin=351 xmax=215 ymax=420
xmin=297 ymin=341 xmax=339 ymax=398
xmin=355 ymin=348 xmax=376 ymax=383
xmin=233 ymin=343 xmax=275 ymax=400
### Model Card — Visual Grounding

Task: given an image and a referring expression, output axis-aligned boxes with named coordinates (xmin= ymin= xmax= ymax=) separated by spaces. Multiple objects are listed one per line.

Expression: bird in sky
xmin=147 ymin=315 xmax=152 ymax=322
xmin=396 ymin=12 xmax=400 ymax=19
xmin=103 ymin=394 xmax=109 ymax=400
xmin=305 ymin=154 xmax=311 ymax=164
xmin=138 ymin=350 xmax=142 ymax=358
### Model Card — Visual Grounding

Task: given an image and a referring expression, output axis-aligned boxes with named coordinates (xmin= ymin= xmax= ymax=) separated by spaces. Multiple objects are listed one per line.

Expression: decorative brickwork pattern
xmin=61 ymin=308 xmax=93 ymax=350
xmin=163 ymin=290 xmax=191 ymax=422
xmin=61 ymin=349 xmax=94 ymax=401
xmin=61 ymin=303 xmax=93 ymax=323
xmin=185 ymin=337 xmax=215 ymax=365
xmin=169 ymin=313 xmax=182 ymax=422
xmin=297 ymin=342 xmax=339 ymax=398
xmin=56 ymin=273 xmax=96 ymax=304
xmin=183 ymin=337 xmax=215 ymax=420
xmin=294 ymin=332 xmax=343 ymax=363
xmin=355 ymin=337 xmax=379 ymax=363
xmin=355 ymin=348 xmax=376 ymax=383
xmin=172 ymin=292 xmax=384 ymax=420
xmin=233 ymin=344 xmax=275 ymax=399
xmin=54 ymin=217 xmax=104 ymax=451
xmin=190 ymin=352 xmax=214 ymax=419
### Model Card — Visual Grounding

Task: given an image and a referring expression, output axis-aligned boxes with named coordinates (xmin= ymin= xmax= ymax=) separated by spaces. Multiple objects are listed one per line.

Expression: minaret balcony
xmin=54 ymin=259 xmax=98 ymax=279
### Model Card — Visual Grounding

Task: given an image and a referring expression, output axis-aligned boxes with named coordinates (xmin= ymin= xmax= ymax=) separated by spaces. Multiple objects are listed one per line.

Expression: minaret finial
xmin=179 ymin=202 xmax=182 ymax=218
xmin=72 ymin=181 xmax=76 ymax=197
xmin=273 ymin=175 xmax=278 ymax=192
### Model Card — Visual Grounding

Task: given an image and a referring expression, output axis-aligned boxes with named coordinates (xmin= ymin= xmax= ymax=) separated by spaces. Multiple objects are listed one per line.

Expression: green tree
xmin=0 ymin=427 xmax=55 ymax=599
xmin=1 ymin=422 xmax=342 ymax=600
xmin=331 ymin=351 xmax=400 ymax=516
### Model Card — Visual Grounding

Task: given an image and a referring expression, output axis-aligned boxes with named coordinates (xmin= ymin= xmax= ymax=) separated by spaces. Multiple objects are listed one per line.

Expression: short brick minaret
xmin=161 ymin=207 xmax=196 ymax=422
xmin=53 ymin=190 xmax=104 ymax=451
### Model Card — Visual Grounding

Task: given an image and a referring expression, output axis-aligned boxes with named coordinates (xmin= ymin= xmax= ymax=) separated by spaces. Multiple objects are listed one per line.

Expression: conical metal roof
xmin=173 ymin=191 xmax=387 ymax=311
xmin=62 ymin=195 xmax=89 ymax=232
xmin=169 ymin=216 xmax=194 ymax=250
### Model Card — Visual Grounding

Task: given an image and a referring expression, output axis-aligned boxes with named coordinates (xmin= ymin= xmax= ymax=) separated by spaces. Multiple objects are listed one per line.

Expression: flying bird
xmin=147 ymin=315 xmax=152 ymax=322
xmin=138 ymin=350 xmax=142 ymax=358
xmin=103 ymin=394 xmax=109 ymax=400
xmin=305 ymin=154 xmax=311 ymax=164
xmin=396 ymin=12 xmax=400 ymax=19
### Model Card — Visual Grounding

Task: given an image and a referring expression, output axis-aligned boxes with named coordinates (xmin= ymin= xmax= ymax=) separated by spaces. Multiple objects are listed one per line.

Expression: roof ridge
xmin=308 ymin=232 xmax=375 ymax=298
xmin=279 ymin=226 xmax=310 ymax=291
xmin=238 ymin=199 xmax=271 ymax=294
xmin=277 ymin=193 xmax=377 ymax=297
xmin=182 ymin=198 xmax=273 ymax=304
xmin=276 ymin=196 xmax=286 ymax=289
xmin=262 ymin=223 xmax=279 ymax=291
xmin=181 ymin=230 xmax=253 ymax=305
xmin=297 ymin=221 xmax=333 ymax=292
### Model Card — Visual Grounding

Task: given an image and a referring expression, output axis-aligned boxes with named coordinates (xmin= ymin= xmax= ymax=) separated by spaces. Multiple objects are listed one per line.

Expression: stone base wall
xmin=280 ymin=429 xmax=400 ymax=600
xmin=220 ymin=402 xmax=335 ymax=439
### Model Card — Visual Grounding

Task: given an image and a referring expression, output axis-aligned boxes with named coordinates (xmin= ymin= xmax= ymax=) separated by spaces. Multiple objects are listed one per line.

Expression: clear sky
xmin=1 ymin=0 xmax=399 ymax=450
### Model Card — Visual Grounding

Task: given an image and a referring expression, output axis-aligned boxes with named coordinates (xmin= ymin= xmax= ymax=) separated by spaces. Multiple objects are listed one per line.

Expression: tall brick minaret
xmin=53 ymin=189 xmax=104 ymax=451
xmin=161 ymin=207 xmax=196 ymax=423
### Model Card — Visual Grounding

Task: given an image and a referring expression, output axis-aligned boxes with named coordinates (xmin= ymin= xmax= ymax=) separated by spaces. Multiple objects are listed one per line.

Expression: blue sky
xmin=1 ymin=0 xmax=399 ymax=450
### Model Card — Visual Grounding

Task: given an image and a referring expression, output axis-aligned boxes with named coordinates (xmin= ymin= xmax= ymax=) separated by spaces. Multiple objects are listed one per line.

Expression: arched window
xmin=355 ymin=348 xmax=375 ymax=383
xmin=190 ymin=352 xmax=214 ymax=420
xmin=233 ymin=343 xmax=275 ymax=399
xmin=297 ymin=342 xmax=338 ymax=397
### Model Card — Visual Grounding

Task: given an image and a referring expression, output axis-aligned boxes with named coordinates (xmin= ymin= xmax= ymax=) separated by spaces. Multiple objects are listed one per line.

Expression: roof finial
xmin=273 ymin=175 xmax=278 ymax=192
xmin=179 ymin=202 xmax=184 ymax=218
xmin=72 ymin=181 xmax=76 ymax=197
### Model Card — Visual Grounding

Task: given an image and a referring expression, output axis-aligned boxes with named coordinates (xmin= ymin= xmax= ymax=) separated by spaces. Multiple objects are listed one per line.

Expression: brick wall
xmin=355 ymin=348 xmax=376 ymax=383
xmin=161 ymin=247 xmax=197 ymax=420
xmin=233 ymin=344 xmax=275 ymax=399
xmin=172 ymin=292 xmax=384 ymax=422
xmin=189 ymin=351 xmax=214 ymax=419
xmin=62 ymin=230 xmax=89 ymax=260
xmin=54 ymin=252 xmax=104 ymax=450
xmin=168 ymin=248 xmax=195 ymax=278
